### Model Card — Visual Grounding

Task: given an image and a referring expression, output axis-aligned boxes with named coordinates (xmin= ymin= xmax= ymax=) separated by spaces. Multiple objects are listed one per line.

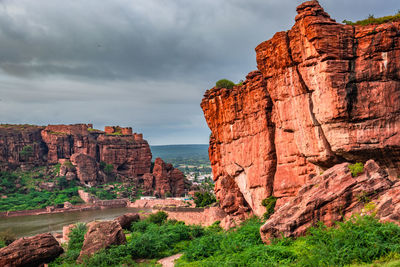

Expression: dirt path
xmin=157 ymin=253 xmax=182 ymax=267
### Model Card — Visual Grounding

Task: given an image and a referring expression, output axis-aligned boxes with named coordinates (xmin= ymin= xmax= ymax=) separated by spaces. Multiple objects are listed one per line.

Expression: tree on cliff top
xmin=216 ymin=79 xmax=235 ymax=89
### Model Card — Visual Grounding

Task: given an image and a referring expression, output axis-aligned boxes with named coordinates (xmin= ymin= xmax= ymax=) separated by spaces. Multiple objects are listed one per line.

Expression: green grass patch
xmin=349 ymin=162 xmax=364 ymax=177
xmin=343 ymin=12 xmax=400 ymax=26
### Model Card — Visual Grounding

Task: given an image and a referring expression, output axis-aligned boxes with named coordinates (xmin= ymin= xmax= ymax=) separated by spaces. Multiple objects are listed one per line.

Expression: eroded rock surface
xmin=115 ymin=213 xmax=140 ymax=229
xmin=77 ymin=220 xmax=126 ymax=262
xmin=0 ymin=233 xmax=63 ymax=267
xmin=143 ymin=158 xmax=186 ymax=197
xmin=260 ymin=160 xmax=395 ymax=243
xmin=201 ymin=0 xmax=400 ymax=218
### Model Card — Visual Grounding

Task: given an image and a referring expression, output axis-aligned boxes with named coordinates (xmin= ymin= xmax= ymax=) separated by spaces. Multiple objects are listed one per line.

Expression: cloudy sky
xmin=0 ymin=0 xmax=397 ymax=144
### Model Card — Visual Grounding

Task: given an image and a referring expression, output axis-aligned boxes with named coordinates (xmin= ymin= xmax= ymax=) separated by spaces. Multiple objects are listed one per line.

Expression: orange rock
xmin=202 ymin=0 xmax=400 ymax=218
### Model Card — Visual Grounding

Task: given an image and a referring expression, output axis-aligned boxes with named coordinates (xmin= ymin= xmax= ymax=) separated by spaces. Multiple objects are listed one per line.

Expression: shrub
xmin=104 ymin=164 xmax=114 ymax=175
xmin=194 ymin=191 xmax=216 ymax=208
xmin=342 ymin=12 xmax=400 ymax=26
xmin=261 ymin=196 xmax=277 ymax=220
xmin=216 ymin=79 xmax=235 ymax=89
xmin=147 ymin=211 xmax=168 ymax=225
xmin=19 ymin=145 xmax=33 ymax=161
xmin=349 ymin=162 xmax=364 ymax=177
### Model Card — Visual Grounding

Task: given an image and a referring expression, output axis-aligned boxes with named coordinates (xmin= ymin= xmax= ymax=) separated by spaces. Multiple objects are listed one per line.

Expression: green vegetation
xmin=177 ymin=215 xmax=400 ymax=266
xmin=343 ymin=12 xmax=400 ymax=26
xmin=104 ymin=164 xmax=114 ymax=175
xmin=84 ymin=186 xmax=117 ymax=200
xmin=0 ymin=187 xmax=83 ymax=211
xmin=50 ymin=223 xmax=87 ymax=265
xmin=261 ymin=196 xmax=277 ymax=220
xmin=19 ymin=145 xmax=33 ymax=161
xmin=193 ymin=191 xmax=216 ymax=208
xmin=0 ymin=229 xmax=16 ymax=248
xmin=349 ymin=162 xmax=364 ymax=177
xmin=0 ymin=167 xmax=83 ymax=211
xmin=216 ymin=79 xmax=235 ymax=89
xmin=52 ymin=211 xmax=205 ymax=266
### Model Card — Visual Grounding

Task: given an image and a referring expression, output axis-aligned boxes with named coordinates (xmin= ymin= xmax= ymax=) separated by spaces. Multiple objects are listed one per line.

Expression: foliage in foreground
xmin=177 ymin=215 xmax=400 ymax=267
xmin=50 ymin=223 xmax=87 ymax=265
xmin=49 ymin=213 xmax=400 ymax=267
xmin=193 ymin=191 xmax=216 ymax=208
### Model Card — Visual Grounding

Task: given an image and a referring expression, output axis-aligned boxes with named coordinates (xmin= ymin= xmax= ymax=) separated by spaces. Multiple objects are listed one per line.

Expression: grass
xmin=45 ymin=213 xmax=400 ymax=266
xmin=177 ymin=215 xmax=400 ymax=266
xmin=343 ymin=12 xmax=400 ymax=26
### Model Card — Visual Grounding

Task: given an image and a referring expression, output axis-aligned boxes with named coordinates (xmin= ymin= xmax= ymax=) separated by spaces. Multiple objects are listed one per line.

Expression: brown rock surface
xmin=0 ymin=233 xmax=63 ymax=267
xmin=70 ymin=153 xmax=100 ymax=186
xmin=201 ymin=0 xmax=400 ymax=218
xmin=260 ymin=160 xmax=395 ymax=243
xmin=0 ymin=124 xmax=46 ymax=168
xmin=77 ymin=220 xmax=126 ymax=262
xmin=115 ymin=213 xmax=140 ymax=229
xmin=151 ymin=157 xmax=186 ymax=197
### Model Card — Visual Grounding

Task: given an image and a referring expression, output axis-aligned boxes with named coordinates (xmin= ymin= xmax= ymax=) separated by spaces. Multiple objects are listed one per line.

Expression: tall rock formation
xmin=202 ymin=1 xmax=400 ymax=218
xmin=143 ymin=157 xmax=186 ymax=197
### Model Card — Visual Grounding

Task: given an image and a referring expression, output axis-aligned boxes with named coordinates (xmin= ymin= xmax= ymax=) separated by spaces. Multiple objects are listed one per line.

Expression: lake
xmin=0 ymin=207 xmax=151 ymax=238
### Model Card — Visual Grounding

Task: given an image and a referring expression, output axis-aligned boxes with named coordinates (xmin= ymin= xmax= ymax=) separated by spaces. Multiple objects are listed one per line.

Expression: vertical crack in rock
xmin=346 ymin=25 xmax=359 ymax=118
xmin=284 ymin=30 xmax=340 ymax=166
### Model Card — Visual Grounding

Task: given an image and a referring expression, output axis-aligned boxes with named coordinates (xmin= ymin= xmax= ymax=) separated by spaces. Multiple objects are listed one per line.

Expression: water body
xmin=0 ymin=207 xmax=150 ymax=238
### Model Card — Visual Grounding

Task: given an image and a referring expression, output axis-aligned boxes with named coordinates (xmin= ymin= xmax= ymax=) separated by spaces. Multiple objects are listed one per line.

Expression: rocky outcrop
xmin=0 ymin=233 xmax=63 ymax=266
xmin=70 ymin=153 xmax=101 ymax=186
xmin=202 ymin=0 xmax=400 ymax=218
xmin=143 ymin=157 xmax=186 ymax=197
xmin=0 ymin=124 xmax=46 ymax=169
xmin=0 ymin=123 xmax=152 ymax=185
xmin=77 ymin=220 xmax=126 ymax=262
xmin=260 ymin=160 xmax=395 ymax=243
xmin=115 ymin=213 xmax=140 ymax=229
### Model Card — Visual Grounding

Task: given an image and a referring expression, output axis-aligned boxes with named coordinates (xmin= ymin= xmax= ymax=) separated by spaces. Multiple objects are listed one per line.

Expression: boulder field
xmin=0 ymin=123 xmax=185 ymax=197
xmin=201 ymin=1 xmax=400 ymax=240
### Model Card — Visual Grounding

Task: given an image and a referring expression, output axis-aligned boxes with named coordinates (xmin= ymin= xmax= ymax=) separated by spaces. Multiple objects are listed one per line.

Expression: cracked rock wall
xmin=202 ymin=0 xmax=400 ymax=217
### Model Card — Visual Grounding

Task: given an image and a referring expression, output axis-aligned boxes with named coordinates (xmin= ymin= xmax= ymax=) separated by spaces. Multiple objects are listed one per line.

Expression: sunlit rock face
xmin=202 ymin=0 xmax=400 ymax=218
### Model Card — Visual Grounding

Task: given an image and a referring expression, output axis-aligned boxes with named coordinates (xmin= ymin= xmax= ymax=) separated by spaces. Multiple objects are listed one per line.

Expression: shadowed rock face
xmin=0 ymin=233 xmax=63 ymax=267
xmin=143 ymin=157 xmax=186 ymax=197
xmin=202 ymin=0 xmax=400 ymax=218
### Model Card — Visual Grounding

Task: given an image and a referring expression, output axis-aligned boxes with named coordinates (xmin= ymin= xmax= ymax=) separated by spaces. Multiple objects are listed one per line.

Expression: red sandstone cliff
xmin=0 ymin=123 xmax=185 ymax=196
xmin=202 ymin=1 xmax=400 ymax=220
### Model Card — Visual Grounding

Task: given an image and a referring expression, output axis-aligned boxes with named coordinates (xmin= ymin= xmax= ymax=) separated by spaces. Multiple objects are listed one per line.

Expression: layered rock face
xmin=260 ymin=160 xmax=397 ymax=242
xmin=0 ymin=123 xmax=152 ymax=186
xmin=0 ymin=233 xmax=63 ymax=266
xmin=41 ymin=124 xmax=152 ymax=182
xmin=202 ymin=1 xmax=400 ymax=218
xmin=143 ymin=157 xmax=186 ymax=197
xmin=0 ymin=125 xmax=46 ymax=168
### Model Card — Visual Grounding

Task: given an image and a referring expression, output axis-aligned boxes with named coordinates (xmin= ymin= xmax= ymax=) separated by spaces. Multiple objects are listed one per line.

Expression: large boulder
xmin=77 ymin=220 xmax=126 ymax=262
xmin=0 ymin=233 xmax=63 ymax=267
xmin=115 ymin=213 xmax=140 ymax=229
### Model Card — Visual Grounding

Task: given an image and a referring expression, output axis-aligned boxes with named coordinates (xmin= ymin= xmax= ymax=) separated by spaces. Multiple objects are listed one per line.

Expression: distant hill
xmin=150 ymin=144 xmax=209 ymax=162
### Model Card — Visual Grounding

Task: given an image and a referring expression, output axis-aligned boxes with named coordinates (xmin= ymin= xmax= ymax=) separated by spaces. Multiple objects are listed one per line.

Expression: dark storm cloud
xmin=0 ymin=0 xmax=397 ymax=144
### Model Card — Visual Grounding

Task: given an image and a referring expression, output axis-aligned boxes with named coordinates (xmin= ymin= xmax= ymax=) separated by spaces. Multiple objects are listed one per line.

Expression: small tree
xmin=19 ymin=145 xmax=33 ymax=161
xmin=216 ymin=79 xmax=235 ymax=89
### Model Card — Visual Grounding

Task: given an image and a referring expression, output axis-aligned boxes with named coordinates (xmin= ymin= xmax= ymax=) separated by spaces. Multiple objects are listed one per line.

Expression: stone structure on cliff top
xmin=0 ymin=123 xmax=185 ymax=196
xmin=202 ymin=0 xmax=400 ymax=227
